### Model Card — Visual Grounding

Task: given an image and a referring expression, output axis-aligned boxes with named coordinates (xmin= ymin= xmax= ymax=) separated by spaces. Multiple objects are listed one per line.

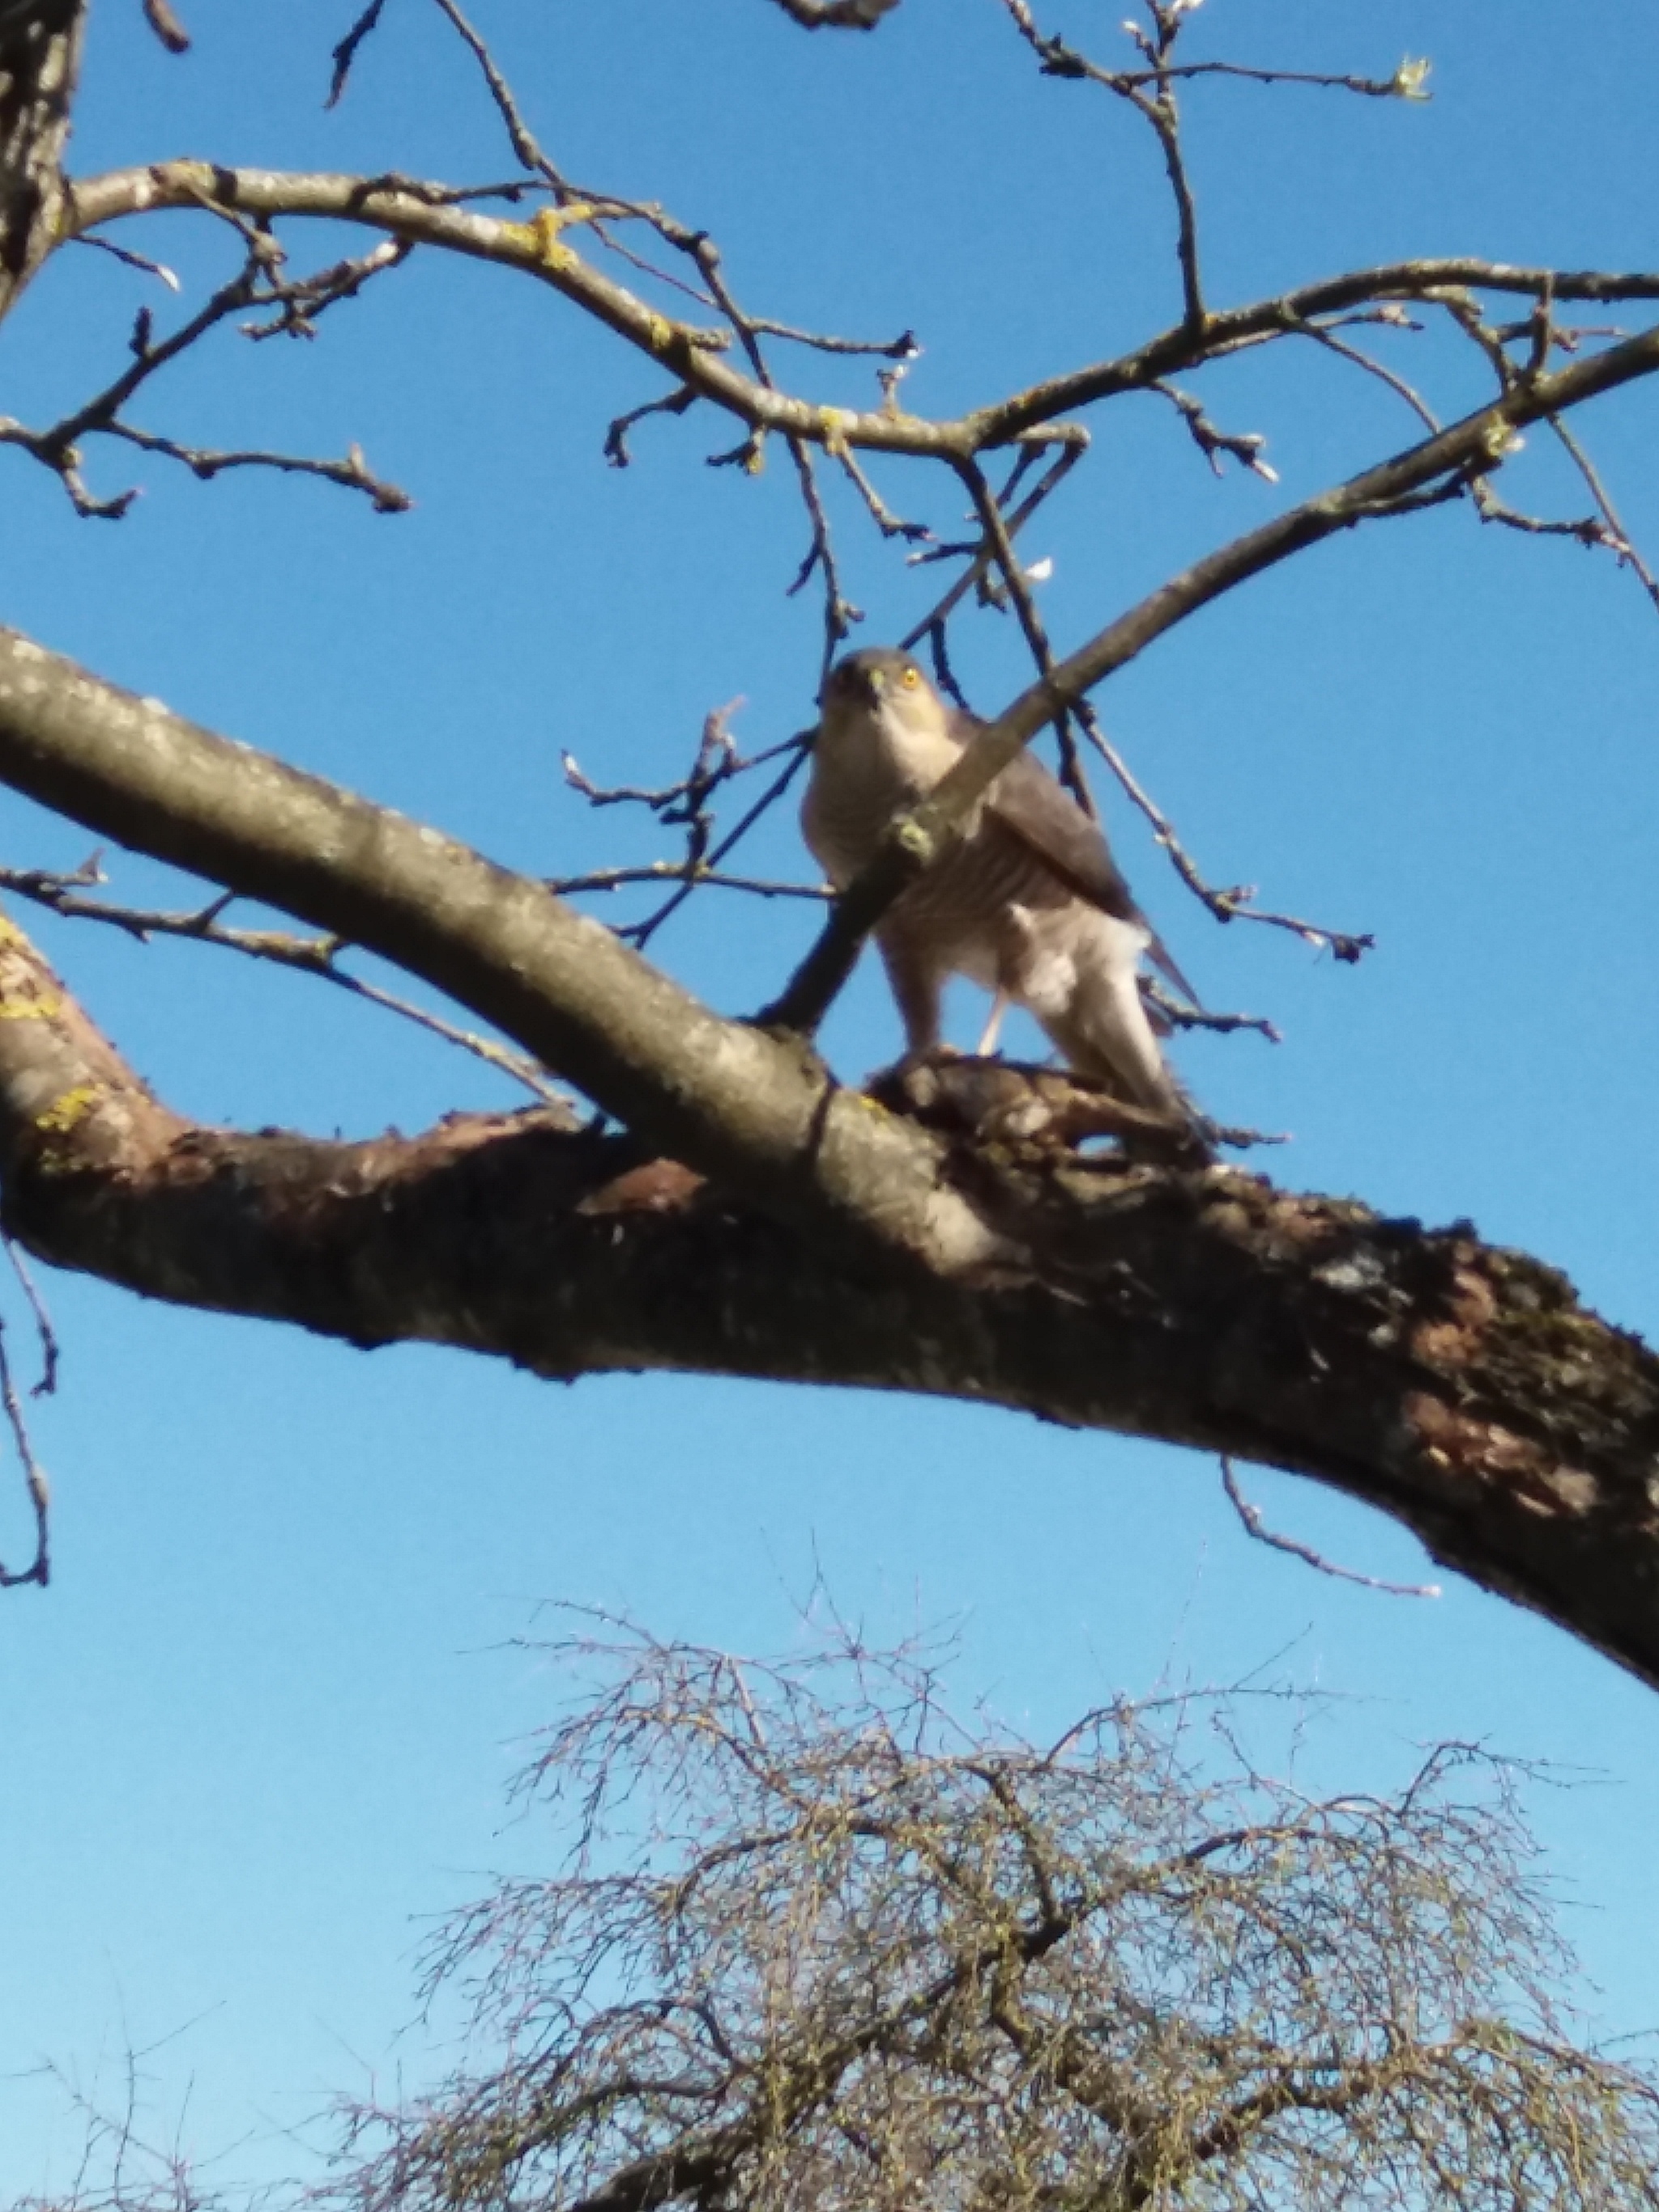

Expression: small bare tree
xmin=322 ymin=1621 xmax=1659 ymax=2212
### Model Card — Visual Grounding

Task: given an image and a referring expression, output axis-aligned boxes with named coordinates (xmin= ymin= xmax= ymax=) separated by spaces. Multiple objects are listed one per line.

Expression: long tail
xmin=1036 ymin=915 xmax=1192 ymax=1121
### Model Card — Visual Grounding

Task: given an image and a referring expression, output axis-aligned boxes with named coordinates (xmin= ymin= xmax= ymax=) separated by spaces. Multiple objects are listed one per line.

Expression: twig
xmin=835 ymin=443 xmax=933 ymax=544
xmin=954 ymin=455 xmax=1096 ymax=814
xmin=605 ymin=384 xmax=697 ymax=468
xmin=106 ymin=422 xmax=412 ymax=510
xmin=1150 ymin=379 xmax=1279 ymax=480
xmin=0 ymin=239 xmax=411 ymax=515
xmin=141 ymin=0 xmax=190 ymax=53
xmin=328 ymin=0 xmax=393 ymax=107
xmin=901 ymin=441 xmax=1083 ymax=647
xmin=0 ymin=1317 xmax=49 ymax=1589
xmin=1075 ymin=707 xmax=1373 ymax=959
xmin=561 ymin=704 xmax=792 ymax=822
xmin=548 ymin=864 xmax=830 ymax=903
xmin=785 ymin=438 xmax=862 ymax=669
xmin=1221 ymin=1457 xmax=1440 ymax=1599
xmin=561 ymin=704 xmax=821 ymax=947
xmin=1002 ymin=0 xmax=1209 ymax=331
xmin=428 ymin=0 xmax=556 ymax=175
xmin=629 ymin=740 xmax=817 ymax=950
xmin=241 ymin=234 xmax=412 ymax=339
xmin=2 ymin=1233 xmax=58 ymax=1396
xmin=1111 ymin=58 xmax=1428 ymax=99
xmin=1546 ymin=414 xmax=1659 ymax=614
xmin=71 ymin=233 xmax=181 ymax=289
xmin=747 ymin=317 xmax=919 ymax=359
xmin=1294 ymin=319 xmax=1440 ymax=435
xmin=693 ymin=238 xmax=862 ymax=670
xmin=0 ymin=867 xmax=568 ymax=1103
xmin=1144 ymin=980 xmax=1279 ymax=1044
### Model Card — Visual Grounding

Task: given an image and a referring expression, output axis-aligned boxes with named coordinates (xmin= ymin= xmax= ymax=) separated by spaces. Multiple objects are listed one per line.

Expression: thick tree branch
xmin=2 ymin=921 xmax=1657 ymax=1690
xmin=0 ymin=626 xmax=1001 ymax=1279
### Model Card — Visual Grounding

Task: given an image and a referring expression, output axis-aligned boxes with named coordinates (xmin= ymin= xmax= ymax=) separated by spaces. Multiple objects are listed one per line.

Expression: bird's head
xmin=818 ymin=647 xmax=949 ymax=749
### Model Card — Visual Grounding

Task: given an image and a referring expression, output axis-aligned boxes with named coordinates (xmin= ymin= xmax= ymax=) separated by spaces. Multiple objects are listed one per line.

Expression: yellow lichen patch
xmin=0 ymin=993 xmax=63 ymax=1021
xmin=817 ymin=407 xmax=853 ymax=459
xmin=645 ymin=313 xmax=675 ymax=352
xmin=515 ymin=202 xmax=599 ymax=273
xmin=35 ymin=1084 xmax=99 ymax=1135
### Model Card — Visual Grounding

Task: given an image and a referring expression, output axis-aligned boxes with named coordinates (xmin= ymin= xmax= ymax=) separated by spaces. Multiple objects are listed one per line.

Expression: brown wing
xmin=949 ymin=708 xmax=1199 ymax=1004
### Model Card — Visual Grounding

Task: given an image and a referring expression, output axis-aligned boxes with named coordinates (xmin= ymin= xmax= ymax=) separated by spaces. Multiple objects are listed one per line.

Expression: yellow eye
xmin=901 ymin=665 xmax=920 ymax=689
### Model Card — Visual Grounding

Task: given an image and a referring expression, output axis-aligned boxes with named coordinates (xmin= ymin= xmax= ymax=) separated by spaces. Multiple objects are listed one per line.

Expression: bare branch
xmin=70 ymin=228 xmax=180 ymax=288
xmin=66 ymin=167 xmax=1659 ymax=483
xmin=900 ymin=440 xmax=1084 ymax=651
xmin=557 ymin=708 xmax=824 ymax=946
xmin=1144 ymin=979 xmax=1280 ymax=1044
xmin=0 ymin=626 xmax=1004 ymax=1278
xmin=548 ymin=865 xmax=829 ymax=906
xmin=1221 ymin=1457 xmax=1442 ymax=1599
xmin=946 ymin=456 xmax=1094 ymax=817
xmin=3 ymin=905 xmax=1659 ymax=1680
xmin=3 ymin=1229 xmax=58 ymax=1396
xmin=105 ymin=422 xmax=412 ymax=510
xmin=1152 ymin=377 xmax=1280 ymax=478
xmin=604 ymin=382 xmax=696 ymax=468
xmin=140 ymin=0 xmax=189 ymax=53
xmin=1546 ymin=413 xmax=1659 ymax=614
xmin=1077 ymin=710 xmax=1372 ymax=958
xmin=764 ymin=314 xmax=1659 ymax=1039
xmin=0 ymin=1312 xmax=49 ymax=1587
xmin=0 ymin=864 xmax=567 ymax=1100
xmin=0 ymin=237 xmax=411 ymax=513
xmin=326 ymin=0 xmax=391 ymax=108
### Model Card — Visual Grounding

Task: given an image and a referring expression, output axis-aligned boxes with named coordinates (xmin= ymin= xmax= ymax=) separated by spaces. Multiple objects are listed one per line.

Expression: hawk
xmin=802 ymin=647 xmax=1197 ymax=1125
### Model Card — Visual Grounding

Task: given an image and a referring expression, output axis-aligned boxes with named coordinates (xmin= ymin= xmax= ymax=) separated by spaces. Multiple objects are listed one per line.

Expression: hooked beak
xmin=822 ymin=660 xmax=884 ymax=712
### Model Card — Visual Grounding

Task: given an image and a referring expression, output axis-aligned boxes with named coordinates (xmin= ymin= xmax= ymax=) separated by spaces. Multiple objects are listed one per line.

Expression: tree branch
xmin=765 ymin=316 xmax=1659 ymax=1035
xmin=2 ymin=919 xmax=1658 ymax=1690
xmin=0 ymin=625 xmax=1000 ymax=1279
xmin=71 ymin=166 xmax=1659 ymax=479
xmin=0 ymin=0 xmax=85 ymax=322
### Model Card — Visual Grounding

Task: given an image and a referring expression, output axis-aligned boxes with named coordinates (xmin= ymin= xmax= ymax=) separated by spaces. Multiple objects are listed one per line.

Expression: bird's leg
xmin=878 ymin=933 xmax=952 ymax=1067
xmin=975 ymin=991 xmax=1009 ymax=1058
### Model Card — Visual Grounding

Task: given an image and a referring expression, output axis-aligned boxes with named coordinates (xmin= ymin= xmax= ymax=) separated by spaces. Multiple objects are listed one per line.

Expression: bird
xmin=801 ymin=646 xmax=1200 ymax=1128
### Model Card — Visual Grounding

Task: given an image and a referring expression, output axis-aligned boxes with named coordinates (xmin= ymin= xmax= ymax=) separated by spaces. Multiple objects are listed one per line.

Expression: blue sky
xmin=2 ymin=0 xmax=1658 ymax=2189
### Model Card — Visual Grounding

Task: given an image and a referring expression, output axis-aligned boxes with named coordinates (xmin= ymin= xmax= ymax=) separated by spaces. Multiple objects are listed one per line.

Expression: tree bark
xmin=0 ymin=630 xmax=1655 ymax=1689
xmin=0 ymin=0 xmax=83 ymax=322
